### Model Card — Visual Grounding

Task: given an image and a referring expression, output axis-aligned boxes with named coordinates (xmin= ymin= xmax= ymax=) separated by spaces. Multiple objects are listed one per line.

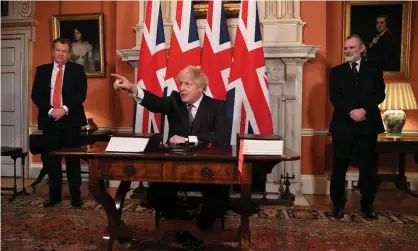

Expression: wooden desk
xmin=52 ymin=142 xmax=300 ymax=251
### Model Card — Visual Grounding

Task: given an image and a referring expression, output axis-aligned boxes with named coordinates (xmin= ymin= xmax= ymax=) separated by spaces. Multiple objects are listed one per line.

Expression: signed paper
xmin=105 ymin=137 xmax=150 ymax=152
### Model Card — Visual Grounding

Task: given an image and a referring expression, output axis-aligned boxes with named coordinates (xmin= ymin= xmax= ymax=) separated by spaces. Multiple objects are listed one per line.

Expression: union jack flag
xmin=165 ymin=0 xmax=201 ymax=93
xmin=201 ymin=1 xmax=232 ymax=101
xmin=226 ymin=0 xmax=273 ymax=145
xmin=162 ymin=0 xmax=201 ymax=142
xmin=133 ymin=0 xmax=166 ymax=134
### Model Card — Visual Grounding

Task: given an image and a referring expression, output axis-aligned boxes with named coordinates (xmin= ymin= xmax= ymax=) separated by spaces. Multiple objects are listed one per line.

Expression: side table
xmin=1 ymin=147 xmax=30 ymax=202
xmin=325 ymin=136 xmax=418 ymax=198
xmin=375 ymin=137 xmax=418 ymax=198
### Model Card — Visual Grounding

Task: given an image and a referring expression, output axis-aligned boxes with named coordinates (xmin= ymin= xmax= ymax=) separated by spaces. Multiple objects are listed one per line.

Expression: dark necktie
xmin=351 ymin=62 xmax=358 ymax=77
xmin=187 ymin=104 xmax=194 ymax=127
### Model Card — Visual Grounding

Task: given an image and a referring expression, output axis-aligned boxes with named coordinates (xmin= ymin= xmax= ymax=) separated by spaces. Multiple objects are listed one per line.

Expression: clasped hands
xmin=350 ymin=108 xmax=366 ymax=122
xmin=50 ymin=107 xmax=66 ymax=121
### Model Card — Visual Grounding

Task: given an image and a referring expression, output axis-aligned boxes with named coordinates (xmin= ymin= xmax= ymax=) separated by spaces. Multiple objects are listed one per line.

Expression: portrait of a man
xmin=52 ymin=13 xmax=105 ymax=77
xmin=344 ymin=1 xmax=411 ymax=78
xmin=366 ymin=14 xmax=399 ymax=71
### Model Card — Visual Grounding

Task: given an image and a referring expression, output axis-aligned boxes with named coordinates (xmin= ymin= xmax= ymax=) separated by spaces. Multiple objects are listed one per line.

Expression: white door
xmin=1 ymin=38 xmax=23 ymax=176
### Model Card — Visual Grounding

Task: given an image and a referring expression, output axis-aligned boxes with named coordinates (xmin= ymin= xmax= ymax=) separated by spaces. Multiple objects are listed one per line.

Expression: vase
xmin=82 ymin=118 xmax=98 ymax=133
xmin=383 ymin=109 xmax=406 ymax=139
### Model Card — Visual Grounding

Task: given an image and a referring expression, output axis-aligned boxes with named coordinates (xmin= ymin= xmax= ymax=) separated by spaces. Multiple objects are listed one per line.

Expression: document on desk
xmin=105 ymin=137 xmax=150 ymax=152
xmin=243 ymin=139 xmax=284 ymax=155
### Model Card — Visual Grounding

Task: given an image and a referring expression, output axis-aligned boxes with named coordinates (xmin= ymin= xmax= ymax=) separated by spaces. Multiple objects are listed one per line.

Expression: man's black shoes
xmin=43 ymin=199 xmax=62 ymax=207
xmin=43 ymin=199 xmax=83 ymax=208
xmin=331 ymin=206 xmax=344 ymax=220
xmin=362 ymin=206 xmax=378 ymax=219
xmin=332 ymin=205 xmax=377 ymax=220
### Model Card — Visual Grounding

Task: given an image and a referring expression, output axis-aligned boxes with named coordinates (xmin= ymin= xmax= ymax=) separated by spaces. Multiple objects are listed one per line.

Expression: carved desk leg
xmin=88 ymin=159 xmax=132 ymax=250
xmin=238 ymin=162 xmax=254 ymax=251
xmin=114 ymin=180 xmax=133 ymax=243
xmin=239 ymin=184 xmax=251 ymax=251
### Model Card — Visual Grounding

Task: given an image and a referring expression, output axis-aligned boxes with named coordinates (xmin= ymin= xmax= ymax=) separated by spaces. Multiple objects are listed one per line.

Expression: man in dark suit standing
xmin=112 ymin=66 xmax=230 ymax=231
xmin=31 ymin=38 xmax=87 ymax=207
xmin=329 ymin=35 xmax=386 ymax=220
xmin=367 ymin=15 xmax=399 ymax=71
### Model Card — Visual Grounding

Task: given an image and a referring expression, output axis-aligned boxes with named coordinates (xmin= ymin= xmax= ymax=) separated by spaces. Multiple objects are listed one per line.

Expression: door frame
xmin=1 ymin=28 xmax=33 ymax=177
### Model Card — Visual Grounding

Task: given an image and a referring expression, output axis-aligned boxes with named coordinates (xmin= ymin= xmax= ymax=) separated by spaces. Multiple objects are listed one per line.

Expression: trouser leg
xmin=62 ymin=127 xmax=82 ymax=201
xmin=43 ymin=128 xmax=63 ymax=201
xmin=355 ymin=134 xmax=378 ymax=208
xmin=330 ymin=133 xmax=354 ymax=208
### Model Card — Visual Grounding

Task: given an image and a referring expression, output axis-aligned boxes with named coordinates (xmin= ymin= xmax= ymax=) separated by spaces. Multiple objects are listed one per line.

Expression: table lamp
xmin=379 ymin=83 xmax=418 ymax=139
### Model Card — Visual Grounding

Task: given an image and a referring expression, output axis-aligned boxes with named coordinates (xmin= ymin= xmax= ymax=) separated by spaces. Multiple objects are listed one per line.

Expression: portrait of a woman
xmin=70 ymin=28 xmax=96 ymax=72
xmin=53 ymin=12 xmax=109 ymax=77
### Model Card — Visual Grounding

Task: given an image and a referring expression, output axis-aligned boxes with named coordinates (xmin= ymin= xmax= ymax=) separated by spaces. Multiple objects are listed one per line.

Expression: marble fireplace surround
xmin=117 ymin=1 xmax=320 ymax=204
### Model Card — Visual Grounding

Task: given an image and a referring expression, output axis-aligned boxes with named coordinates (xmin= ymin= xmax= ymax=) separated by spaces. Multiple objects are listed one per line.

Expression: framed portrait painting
xmin=52 ymin=13 xmax=105 ymax=78
xmin=343 ymin=1 xmax=411 ymax=79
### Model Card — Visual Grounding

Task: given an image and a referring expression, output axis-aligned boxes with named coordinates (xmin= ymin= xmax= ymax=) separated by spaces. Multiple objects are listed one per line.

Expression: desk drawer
xmin=99 ymin=160 xmax=163 ymax=180
xmin=172 ymin=162 xmax=237 ymax=183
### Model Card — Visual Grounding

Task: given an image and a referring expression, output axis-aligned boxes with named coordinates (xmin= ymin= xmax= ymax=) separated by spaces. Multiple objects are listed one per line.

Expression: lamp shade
xmin=379 ymin=83 xmax=418 ymax=110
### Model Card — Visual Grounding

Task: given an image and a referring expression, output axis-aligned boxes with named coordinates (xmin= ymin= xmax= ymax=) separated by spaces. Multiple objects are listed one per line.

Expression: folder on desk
xmin=105 ymin=133 xmax=161 ymax=153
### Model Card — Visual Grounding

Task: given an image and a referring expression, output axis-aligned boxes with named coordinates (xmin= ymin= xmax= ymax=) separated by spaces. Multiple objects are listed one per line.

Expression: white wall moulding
xmin=301 ymin=129 xmax=330 ymax=136
xmin=301 ymin=173 xmax=418 ymax=195
xmin=300 ymin=129 xmax=418 ymax=137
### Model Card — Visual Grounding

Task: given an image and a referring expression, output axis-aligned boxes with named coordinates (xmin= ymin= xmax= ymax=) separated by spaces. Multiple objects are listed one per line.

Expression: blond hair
xmin=176 ymin=66 xmax=208 ymax=91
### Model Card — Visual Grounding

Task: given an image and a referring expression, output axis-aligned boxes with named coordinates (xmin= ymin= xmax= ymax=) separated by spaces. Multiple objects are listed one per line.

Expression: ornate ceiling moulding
xmin=1 ymin=20 xmax=38 ymax=28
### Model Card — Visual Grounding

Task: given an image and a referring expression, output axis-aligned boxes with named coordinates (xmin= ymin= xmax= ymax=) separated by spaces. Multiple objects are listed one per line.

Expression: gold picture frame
xmin=193 ymin=1 xmax=240 ymax=19
xmin=52 ymin=13 xmax=105 ymax=78
xmin=343 ymin=1 xmax=411 ymax=79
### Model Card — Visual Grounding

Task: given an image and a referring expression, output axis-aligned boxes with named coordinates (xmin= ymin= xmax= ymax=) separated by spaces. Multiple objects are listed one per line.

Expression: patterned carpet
xmin=1 ymin=196 xmax=418 ymax=250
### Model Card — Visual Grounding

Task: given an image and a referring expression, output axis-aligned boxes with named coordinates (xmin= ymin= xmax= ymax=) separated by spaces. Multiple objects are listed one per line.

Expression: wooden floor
xmin=1 ymin=178 xmax=417 ymax=214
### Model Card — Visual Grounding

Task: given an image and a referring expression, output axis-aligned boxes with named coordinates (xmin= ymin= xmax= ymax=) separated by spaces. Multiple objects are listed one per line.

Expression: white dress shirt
xmin=186 ymin=93 xmax=203 ymax=119
xmin=48 ymin=62 xmax=69 ymax=116
xmin=132 ymin=86 xmax=203 ymax=141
